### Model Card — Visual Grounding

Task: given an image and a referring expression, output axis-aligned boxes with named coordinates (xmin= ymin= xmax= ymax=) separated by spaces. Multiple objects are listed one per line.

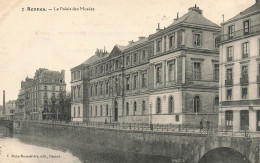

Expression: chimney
xmin=188 ymin=4 xmax=203 ymax=15
xmin=3 ymin=90 xmax=5 ymax=116
xmin=138 ymin=36 xmax=145 ymax=40
xmin=174 ymin=12 xmax=179 ymax=22
xmin=156 ymin=23 xmax=161 ymax=32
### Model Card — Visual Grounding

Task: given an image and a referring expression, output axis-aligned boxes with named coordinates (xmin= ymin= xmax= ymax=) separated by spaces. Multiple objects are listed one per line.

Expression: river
xmin=0 ymin=132 xmax=172 ymax=163
xmin=0 ymin=136 xmax=82 ymax=163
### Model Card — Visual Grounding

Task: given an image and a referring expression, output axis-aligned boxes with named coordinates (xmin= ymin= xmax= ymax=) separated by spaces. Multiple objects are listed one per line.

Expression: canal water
xmin=0 ymin=132 xmax=173 ymax=163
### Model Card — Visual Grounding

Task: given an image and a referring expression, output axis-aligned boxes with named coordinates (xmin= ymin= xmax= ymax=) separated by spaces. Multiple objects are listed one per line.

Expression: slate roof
xmin=168 ymin=10 xmax=220 ymax=28
xmin=225 ymin=2 xmax=260 ymax=23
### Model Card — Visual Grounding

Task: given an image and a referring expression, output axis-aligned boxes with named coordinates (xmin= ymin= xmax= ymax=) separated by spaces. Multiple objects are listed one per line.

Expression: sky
xmin=0 ymin=0 xmax=255 ymax=102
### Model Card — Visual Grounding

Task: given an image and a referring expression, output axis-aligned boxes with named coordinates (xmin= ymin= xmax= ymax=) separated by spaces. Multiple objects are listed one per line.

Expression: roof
xmin=123 ymin=38 xmax=149 ymax=50
xmin=41 ymin=70 xmax=60 ymax=75
xmin=225 ymin=2 xmax=260 ymax=23
xmin=81 ymin=52 xmax=110 ymax=66
xmin=169 ymin=10 xmax=220 ymax=28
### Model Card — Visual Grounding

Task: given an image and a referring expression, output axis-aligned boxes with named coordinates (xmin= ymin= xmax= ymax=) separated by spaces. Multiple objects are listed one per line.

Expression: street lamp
xmin=149 ymin=102 xmax=153 ymax=130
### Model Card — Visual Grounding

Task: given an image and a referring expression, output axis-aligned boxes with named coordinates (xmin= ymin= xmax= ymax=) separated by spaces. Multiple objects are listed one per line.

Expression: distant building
xmin=15 ymin=68 xmax=66 ymax=121
xmin=219 ymin=1 xmax=260 ymax=131
xmin=5 ymin=100 xmax=15 ymax=120
xmin=71 ymin=5 xmax=221 ymax=125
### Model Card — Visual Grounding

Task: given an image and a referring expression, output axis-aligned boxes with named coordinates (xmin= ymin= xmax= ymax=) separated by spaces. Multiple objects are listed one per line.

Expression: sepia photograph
xmin=0 ymin=0 xmax=259 ymax=162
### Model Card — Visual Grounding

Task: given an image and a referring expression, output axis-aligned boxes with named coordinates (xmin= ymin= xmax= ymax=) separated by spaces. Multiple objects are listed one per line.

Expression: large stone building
xmin=15 ymin=68 xmax=66 ymax=121
xmin=219 ymin=1 xmax=260 ymax=131
xmin=71 ymin=5 xmax=221 ymax=125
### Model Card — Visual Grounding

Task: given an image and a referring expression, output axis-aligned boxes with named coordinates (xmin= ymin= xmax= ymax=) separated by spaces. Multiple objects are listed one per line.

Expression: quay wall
xmin=16 ymin=121 xmax=207 ymax=162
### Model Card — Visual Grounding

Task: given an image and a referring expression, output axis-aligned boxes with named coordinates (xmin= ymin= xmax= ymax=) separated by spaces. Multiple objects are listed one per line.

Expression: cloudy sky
xmin=0 ymin=0 xmax=254 ymax=102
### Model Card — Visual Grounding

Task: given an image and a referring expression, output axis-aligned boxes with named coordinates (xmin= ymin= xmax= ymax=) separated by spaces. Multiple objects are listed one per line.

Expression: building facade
xmin=15 ymin=68 xmax=66 ymax=121
xmin=219 ymin=1 xmax=260 ymax=131
xmin=5 ymin=100 xmax=15 ymax=120
xmin=71 ymin=5 xmax=221 ymax=125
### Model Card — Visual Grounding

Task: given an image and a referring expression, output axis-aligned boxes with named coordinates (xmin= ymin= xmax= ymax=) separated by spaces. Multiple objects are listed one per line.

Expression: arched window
xmin=126 ymin=102 xmax=129 ymax=116
xmin=100 ymin=105 xmax=103 ymax=116
xmin=106 ymin=104 xmax=109 ymax=116
xmin=142 ymin=101 xmax=146 ymax=115
xmin=78 ymin=107 xmax=80 ymax=117
xmin=169 ymin=96 xmax=174 ymax=114
xmin=95 ymin=106 xmax=97 ymax=117
xmin=194 ymin=96 xmax=200 ymax=113
xmin=156 ymin=98 xmax=161 ymax=114
xmin=133 ymin=101 xmax=137 ymax=115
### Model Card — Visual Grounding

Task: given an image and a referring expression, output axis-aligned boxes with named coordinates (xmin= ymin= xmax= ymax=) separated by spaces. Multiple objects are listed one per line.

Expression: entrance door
xmin=240 ymin=110 xmax=249 ymax=130
xmin=114 ymin=101 xmax=118 ymax=121
xmin=257 ymin=110 xmax=260 ymax=131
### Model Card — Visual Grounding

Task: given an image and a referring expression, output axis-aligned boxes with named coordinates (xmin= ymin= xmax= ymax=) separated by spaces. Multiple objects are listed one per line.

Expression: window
xmin=259 ymin=85 xmax=260 ymax=98
xmin=100 ymin=65 xmax=103 ymax=73
xmin=142 ymin=101 xmax=146 ymax=115
xmin=44 ymin=85 xmax=47 ymax=91
xmin=95 ymin=84 xmax=98 ymax=96
xmin=134 ymin=53 xmax=137 ymax=63
xmin=78 ymin=107 xmax=80 ymax=117
xmin=228 ymin=25 xmax=234 ymax=38
xmin=194 ymin=33 xmax=201 ymax=46
xmin=126 ymin=56 xmax=130 ymax=66
xmin=156 ymin=65 xmax=162 ymax=83
xmin=215 ymin=36 xmax=220 ymax=48
xmin=193 ymin=96 xmax=200 ymax=113
xmin=133 ymin=101 xmax=137 ymax=115
xmin=106 ymin=82 xmax=109 ymax=94
xmin=142 ymin=73 xmax=147 ymax=88
xmin=74 ymin=107 xmax=76 ymax=118
xmin=225 ymin=110 xmax=233 ymax=128
xmin=106 ymin=104 xmax=108 ymax=116
xmin=126 ymin=102 xmax=129 ymax=116
xmin=133 ymin=75 xmax=137 ymax=90
xmin=214 ymin=64 xmax=219 ymax=81
xmin=126 ymin=77 xmax=130 ymax=90
xmin=115 ymin=60 xmax=119 ymax=69
xmin=169 ymin=35 xmax=175 ymax=48
xmin=176 ymin=115 xmax=179 ymax=122
xmin=106 ymin=64 xmax=108 ymax=72
xmin=90 ymin=107 xmax=93 ymax=117
xmin=78 ymin=86 xmax=81 ymax=98
xmin=227 ymin=89 xmax=232 ymax=100
xmin=60 ymin=86 xmax=63 ymax=91
xmin=95 ymin=106 xmax=97 ymax=116
xmin=156 ymin=98 xmax=161 ymax=114
xmin=227 ymin=46 xmax=233 ymax=61
xmin=242 ymin=87 xmax=248 ymax=99
xmin=193 ymin=62 xmax=201 ymax=80
xmin=214 ymin=96 xmax=219 ymax=107
xmin=157 ymin=40 xmax=162 ymax=52
xmin=100 ymin=83 xmax=103 ymax=95
xmin=168 ymin=96 xmax=174 ymax=114
xmin=241 ymin=65 xmax=248 ymax=78
xmin=168 ymin=62 xmax=175 ymax=81
xmin=244 ymin=20 xmax=249 ymax=35
xmin=90 ymin=86 xmax=93 ymax=96
xmin=226 ymin=68 xmax=233 ymax=80
xmin=52 ymin=86 xmax=55 ymax=91
xmin=142 ymin=50 xmax=146 ymax=61
xmin=115 ymin=78 xmax=118 ymax=93
xmin=242 ymin=42 xmax=249 ymax=58
xmin=100 ymin=105 xmax=103 ymax=116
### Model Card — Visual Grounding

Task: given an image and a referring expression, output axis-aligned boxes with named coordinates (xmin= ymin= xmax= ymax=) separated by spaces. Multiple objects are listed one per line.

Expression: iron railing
xmin=221 ymin=24 xmax=260 ymax=42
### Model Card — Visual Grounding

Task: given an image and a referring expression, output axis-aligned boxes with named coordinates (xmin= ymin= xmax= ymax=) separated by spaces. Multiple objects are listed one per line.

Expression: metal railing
xmin=221 ymin=24 xmax=260 ymax=42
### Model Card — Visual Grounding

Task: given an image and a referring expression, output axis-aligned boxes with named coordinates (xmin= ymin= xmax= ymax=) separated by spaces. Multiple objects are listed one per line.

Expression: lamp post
xmin=149 ymin=102 xmax=153 ymax=130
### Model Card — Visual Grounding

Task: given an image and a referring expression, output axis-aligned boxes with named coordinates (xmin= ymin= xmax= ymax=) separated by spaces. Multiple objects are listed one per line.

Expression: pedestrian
xmin=199 ymin=119 xmax=203 ymax=133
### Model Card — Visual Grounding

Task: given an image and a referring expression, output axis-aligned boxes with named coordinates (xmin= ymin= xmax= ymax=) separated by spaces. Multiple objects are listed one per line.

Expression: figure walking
xmin=200 ymin=119 xmax=203 ymax=133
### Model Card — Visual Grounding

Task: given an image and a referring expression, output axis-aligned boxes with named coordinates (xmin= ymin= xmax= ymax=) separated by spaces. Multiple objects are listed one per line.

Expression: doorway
xmin=240 ymin=110 xmax=249 ymax=131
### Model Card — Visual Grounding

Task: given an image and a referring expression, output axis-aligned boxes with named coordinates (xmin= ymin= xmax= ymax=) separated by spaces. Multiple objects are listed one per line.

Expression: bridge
xmin=13 ymin=120 xmax=260 ymax=163
xmin=0 ymin=119 xmax=14 ymax=136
